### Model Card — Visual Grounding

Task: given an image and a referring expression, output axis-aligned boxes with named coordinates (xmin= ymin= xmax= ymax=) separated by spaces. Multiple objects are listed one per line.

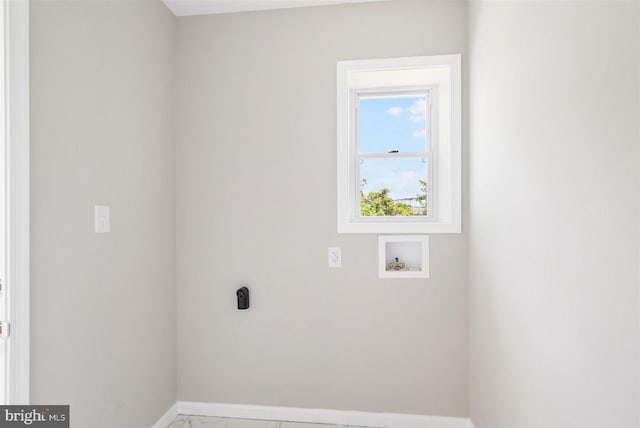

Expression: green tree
xmin=416 ymin=179 xmax=428 ymax=215
xmin=360 ymin=187 xmax=415 ymax=216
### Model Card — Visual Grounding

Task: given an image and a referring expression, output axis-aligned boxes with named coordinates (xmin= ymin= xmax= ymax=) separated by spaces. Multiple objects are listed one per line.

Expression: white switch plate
xmin=95 ymin=205 xmax=110 ymax=233
xmin=328 ymin=247 xmax=341 ymax=268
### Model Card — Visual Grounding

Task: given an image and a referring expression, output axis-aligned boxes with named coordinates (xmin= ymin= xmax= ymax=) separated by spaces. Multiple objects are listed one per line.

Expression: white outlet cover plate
xmin=328 ymin=247 xmax=341 ymax=268
xmin=95 ymin=205 xmax=110 ymax=233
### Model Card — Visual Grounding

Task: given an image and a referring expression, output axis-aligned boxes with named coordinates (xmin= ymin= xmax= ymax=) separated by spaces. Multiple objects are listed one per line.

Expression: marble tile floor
xmin=167 ymin=415 xmax=367 ymax=428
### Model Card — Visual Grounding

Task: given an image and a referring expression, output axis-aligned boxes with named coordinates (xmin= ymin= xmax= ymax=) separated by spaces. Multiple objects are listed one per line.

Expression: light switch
xmin=95 ymin=205 xmax=110 ymax=233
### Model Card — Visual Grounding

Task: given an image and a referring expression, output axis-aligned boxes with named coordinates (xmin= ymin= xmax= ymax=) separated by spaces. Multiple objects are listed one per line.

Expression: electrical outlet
xmin=95 ymin=205 xmax=110 ymax=233
xmin=328 ymin=247 xmax=341 ymax=268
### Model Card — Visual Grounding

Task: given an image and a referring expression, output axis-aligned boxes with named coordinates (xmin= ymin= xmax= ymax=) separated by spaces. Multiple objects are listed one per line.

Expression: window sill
xmin=337 ymin=220 xmax=460 ymax=234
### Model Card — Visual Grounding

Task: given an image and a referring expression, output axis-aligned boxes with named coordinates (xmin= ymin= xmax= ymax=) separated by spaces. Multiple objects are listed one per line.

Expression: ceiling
xmin=162 ymin=0 xmax=389 ymax=17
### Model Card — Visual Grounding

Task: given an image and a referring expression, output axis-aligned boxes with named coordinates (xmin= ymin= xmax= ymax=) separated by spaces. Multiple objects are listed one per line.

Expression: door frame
xmin=4 ymin=0 xmax=29 ymax=405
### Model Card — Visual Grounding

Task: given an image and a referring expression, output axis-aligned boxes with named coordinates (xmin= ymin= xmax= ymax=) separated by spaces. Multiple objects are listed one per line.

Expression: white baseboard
xmin=172 ymin=401 xmax=472 ymax=428
xmin=151 ymin=402 xmax=178 ymax=428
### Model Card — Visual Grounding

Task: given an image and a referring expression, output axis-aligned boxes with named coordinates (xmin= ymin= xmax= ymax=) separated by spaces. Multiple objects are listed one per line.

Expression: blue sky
xmin=359 ymin=96 xmax=427 ymax=202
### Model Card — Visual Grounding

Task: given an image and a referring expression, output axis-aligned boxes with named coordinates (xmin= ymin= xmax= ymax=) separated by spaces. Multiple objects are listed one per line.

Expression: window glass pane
xmin=359 ymin=158 xmax=428 ymax=217
xmin=359 ymin=95 xmax=428 ymax=154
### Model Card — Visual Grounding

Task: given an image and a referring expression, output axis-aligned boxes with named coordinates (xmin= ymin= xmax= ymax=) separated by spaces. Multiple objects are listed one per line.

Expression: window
xmin=337 ymin=55 xmax=461 ymax=233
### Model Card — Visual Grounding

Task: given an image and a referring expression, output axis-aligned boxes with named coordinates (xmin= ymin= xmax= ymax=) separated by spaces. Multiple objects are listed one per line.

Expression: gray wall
xmin=468 ymin=2 xmax=640 ymax=427
xmin=30 ymin=1 xmax=177 ymax=426
xmin=174 ymin=0 xmax=468 ymax=417
xmin=29 ymin=1 xmax=640 ymax=426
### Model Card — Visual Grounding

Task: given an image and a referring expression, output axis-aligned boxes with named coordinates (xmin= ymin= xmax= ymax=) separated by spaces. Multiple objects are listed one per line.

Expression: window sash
xmin=352 ymin=88 xmax=435 ymax=221
xmin=355 ymin=88 xmax=433 ymax=154
xmin=354 ymin=153 xmax=434 ymax=221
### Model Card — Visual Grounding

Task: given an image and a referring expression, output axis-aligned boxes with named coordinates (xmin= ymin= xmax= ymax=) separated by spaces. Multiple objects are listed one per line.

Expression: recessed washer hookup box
xmin=0 ymin=406 xmax=69 ymax=427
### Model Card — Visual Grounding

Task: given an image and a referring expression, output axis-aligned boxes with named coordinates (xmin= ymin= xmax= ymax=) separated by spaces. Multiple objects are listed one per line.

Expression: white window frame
xmin=337 ymin=54 xmax=461 ymax=234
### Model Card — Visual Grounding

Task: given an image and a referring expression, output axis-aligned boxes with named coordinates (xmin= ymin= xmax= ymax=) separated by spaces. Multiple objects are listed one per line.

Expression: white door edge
xmin=4 ymin=0 xmax=29 ymax=405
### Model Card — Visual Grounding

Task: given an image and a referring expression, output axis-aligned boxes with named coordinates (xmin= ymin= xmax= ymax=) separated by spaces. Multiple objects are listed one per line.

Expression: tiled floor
xmin=167 ymin=415 xmax=364 ymax=428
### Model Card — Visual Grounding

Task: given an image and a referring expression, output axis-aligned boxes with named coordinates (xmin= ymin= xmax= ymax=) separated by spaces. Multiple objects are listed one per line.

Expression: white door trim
xmin=4 ymin=0 xmax=29 ymax=405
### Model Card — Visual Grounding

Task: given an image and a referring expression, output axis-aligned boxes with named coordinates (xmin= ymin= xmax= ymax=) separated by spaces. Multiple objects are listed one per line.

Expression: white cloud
xmin=386 ymin=106 xmax=403 ymax=116
xmin=413 ymin=128 xmax=426 ymax=138
xmin=408 ymin=98 xmax=427 ymax=122
xmin=361 ymin=162 xmax=425 ymax=200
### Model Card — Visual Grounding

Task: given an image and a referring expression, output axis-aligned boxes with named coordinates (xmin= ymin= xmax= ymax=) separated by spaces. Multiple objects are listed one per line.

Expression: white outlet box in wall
xmin=378 ymin=235 xmax=429 ymax=279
